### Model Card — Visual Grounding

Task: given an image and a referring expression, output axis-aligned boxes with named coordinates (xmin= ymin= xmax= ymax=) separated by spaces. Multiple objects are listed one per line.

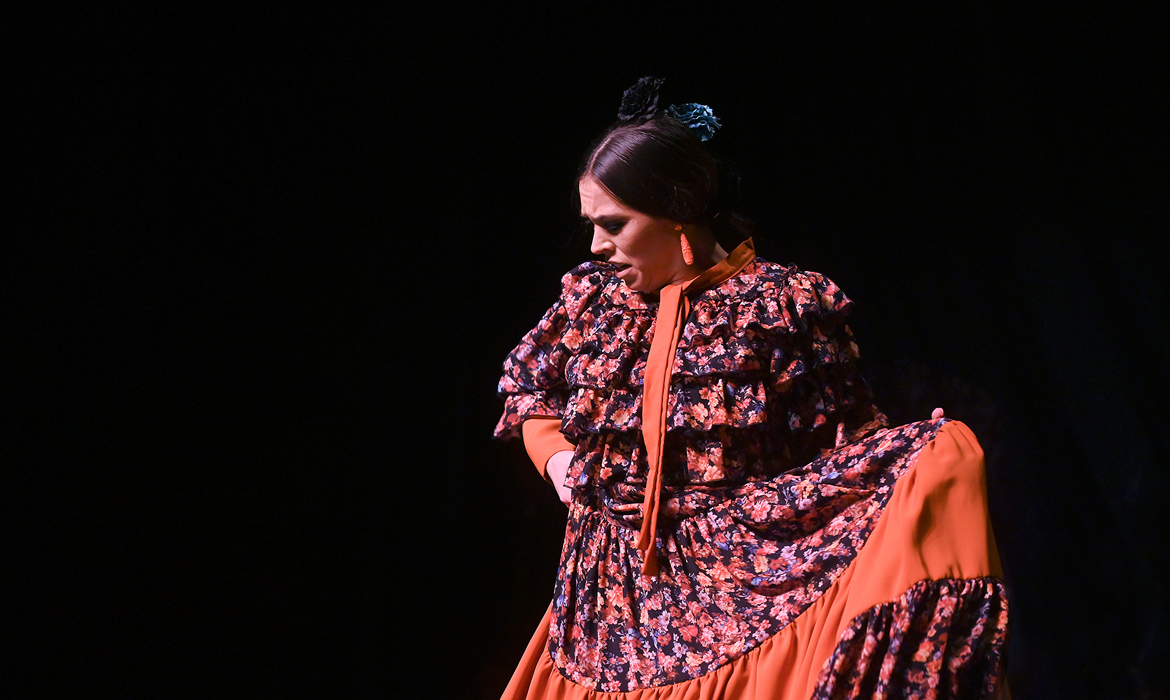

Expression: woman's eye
xmin=604 ymin=222 xmax=624 ymax=233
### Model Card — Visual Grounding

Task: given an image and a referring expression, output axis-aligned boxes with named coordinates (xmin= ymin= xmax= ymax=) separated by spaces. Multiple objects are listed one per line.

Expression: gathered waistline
xmin=574 ymin=480 xmax=759 ymax=532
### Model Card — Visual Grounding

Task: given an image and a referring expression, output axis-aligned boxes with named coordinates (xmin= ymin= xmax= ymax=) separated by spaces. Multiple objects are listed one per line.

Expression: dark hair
xmin=579 ymin=115 xmax=754 ymax=247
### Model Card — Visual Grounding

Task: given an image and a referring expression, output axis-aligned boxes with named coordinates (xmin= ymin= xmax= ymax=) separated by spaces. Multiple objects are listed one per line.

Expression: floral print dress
xmin=495 ymin=240 xmax=1009 ymax=699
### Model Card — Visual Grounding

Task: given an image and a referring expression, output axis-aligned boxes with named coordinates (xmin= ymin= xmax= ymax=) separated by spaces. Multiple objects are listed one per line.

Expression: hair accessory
xmin=617 ymin=76 xmax=664 ymax=122
xmin=680 ymin=233 xmax=695 ymax=265
xmin=664 ymin=103 xmax=722 ymax=142
xmin=615 ymin=77 xmax=722 ymax=141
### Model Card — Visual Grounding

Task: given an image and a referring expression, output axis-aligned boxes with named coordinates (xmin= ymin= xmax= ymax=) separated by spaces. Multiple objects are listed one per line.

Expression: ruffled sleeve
xmin=493 ymin=263 xmax=607 ymax=440
xmin=765 ymin=269 xmax=888 ymax=464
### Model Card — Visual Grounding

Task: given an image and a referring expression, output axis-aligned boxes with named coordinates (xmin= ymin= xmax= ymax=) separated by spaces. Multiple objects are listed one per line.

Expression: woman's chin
xmin=616 ymin=266 xmax=641 ymax=289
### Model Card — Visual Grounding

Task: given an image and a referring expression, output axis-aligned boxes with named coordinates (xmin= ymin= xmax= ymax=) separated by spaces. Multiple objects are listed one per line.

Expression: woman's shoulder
xmin=556 ymin=261 xmax=649 ymax=314
xmin=548 ymin=261 xmax=608 ymax=317
xmin=560 ymin=259 xmax=611 ymax=285
xmin=711 ymin=256 xmax=853 ymax=317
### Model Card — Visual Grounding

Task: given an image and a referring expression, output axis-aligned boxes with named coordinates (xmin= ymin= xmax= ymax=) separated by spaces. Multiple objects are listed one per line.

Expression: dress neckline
xmin=632 ymin=238 xmax=757 ymax=304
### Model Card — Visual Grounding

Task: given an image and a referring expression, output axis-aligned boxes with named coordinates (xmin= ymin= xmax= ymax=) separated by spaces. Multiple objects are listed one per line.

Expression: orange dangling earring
xmin=676 ymin=224 xmax=694 ymax=265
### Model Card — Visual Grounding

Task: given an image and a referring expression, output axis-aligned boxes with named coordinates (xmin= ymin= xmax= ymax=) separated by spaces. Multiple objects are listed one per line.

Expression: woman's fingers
xmin=556 ymin=482 xmax=573 ymax=505
xmin=931 ymin=407 xmax=945 ymax=420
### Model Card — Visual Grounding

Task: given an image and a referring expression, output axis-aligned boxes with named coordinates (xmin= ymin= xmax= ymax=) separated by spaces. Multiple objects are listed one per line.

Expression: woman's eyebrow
xmin=583 ymin=214 xmax=625 ymax=223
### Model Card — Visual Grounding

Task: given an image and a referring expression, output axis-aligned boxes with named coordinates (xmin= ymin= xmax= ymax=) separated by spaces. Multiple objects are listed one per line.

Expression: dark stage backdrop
xmin=11 ymin=4 xmax=1167 ymax=699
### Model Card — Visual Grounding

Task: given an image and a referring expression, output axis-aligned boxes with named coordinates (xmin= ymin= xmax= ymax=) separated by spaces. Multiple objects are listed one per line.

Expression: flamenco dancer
xmin=495 ymin=77 xmax=1008 ymax=699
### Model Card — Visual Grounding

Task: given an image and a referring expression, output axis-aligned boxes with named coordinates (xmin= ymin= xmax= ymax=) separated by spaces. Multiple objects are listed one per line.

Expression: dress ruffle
xmin=812 ymin=578 xmax=1009 ymax=699
xmin=497 ymin=259 xmax=879 ymax=441
xmin=494 ymin=263 xmax=611 ymax=439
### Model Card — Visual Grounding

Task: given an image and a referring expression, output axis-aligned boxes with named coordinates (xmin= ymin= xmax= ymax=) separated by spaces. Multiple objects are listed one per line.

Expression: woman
xmin=495 ymin=78 xmax=1008 ymax=699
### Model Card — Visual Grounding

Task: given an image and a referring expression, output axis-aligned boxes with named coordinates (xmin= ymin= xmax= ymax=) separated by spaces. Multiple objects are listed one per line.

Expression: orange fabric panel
xmin=637 ymin=282 xmax=688 ymax=576
xmin=522 ymin=418 xmax=575 ymax=480
xmin=503 ymin=572 xmax=863 ymax=700
xmin=500 ymin=420 xmax=1002 ymax=699
xmin=841 ymin=419 xmax=1003 ymax=625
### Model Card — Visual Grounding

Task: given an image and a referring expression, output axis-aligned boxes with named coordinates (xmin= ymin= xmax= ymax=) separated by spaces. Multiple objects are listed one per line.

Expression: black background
xmin=11 ymin=4 xmax=1168 ymax=698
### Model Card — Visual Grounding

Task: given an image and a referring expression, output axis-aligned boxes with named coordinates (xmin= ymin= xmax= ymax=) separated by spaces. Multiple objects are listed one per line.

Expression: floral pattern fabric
xmin=496 ymin=258 xmax=1006 ymax=693
xmin=812 ymin=578 xmax=1009 ymax=699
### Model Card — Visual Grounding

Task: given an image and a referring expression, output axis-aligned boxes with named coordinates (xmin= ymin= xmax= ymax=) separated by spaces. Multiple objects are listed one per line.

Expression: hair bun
xmin=616 ymin=76 xmax=664 ymax=122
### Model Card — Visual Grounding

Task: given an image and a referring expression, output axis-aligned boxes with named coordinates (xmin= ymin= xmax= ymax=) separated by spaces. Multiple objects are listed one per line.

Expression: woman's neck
xmin=673 ymin=225 xmax=727 ymax=282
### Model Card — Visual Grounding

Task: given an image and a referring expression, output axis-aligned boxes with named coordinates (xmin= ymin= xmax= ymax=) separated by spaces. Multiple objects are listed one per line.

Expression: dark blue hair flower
xmin=665 ymin=102 xmax=722 ymax=142
xmin=617 ymin=77 xmax=665 ymax=122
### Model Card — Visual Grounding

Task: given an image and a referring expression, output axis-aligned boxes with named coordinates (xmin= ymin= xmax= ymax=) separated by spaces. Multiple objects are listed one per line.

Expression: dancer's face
xmin=579 ymin=176 xmax=686 ymax=293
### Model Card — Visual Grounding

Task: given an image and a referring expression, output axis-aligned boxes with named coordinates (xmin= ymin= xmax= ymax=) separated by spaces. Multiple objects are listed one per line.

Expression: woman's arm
xmin=521 ymin=418 xmax=574 ymax=505
xmin=494 ymin=264 xmax=605 ymax=441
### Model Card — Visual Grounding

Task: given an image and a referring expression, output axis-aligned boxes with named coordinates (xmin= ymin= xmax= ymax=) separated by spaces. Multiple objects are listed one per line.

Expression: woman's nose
xmin=590 ymin=228 xmax=611 ymax=256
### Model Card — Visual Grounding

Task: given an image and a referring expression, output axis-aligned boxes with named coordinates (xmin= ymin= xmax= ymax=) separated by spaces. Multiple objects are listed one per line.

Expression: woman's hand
xmin=545 ymin=450 xmax=575 ymax=505
xmin=932 ymin=407 xmax=945 ymax=420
